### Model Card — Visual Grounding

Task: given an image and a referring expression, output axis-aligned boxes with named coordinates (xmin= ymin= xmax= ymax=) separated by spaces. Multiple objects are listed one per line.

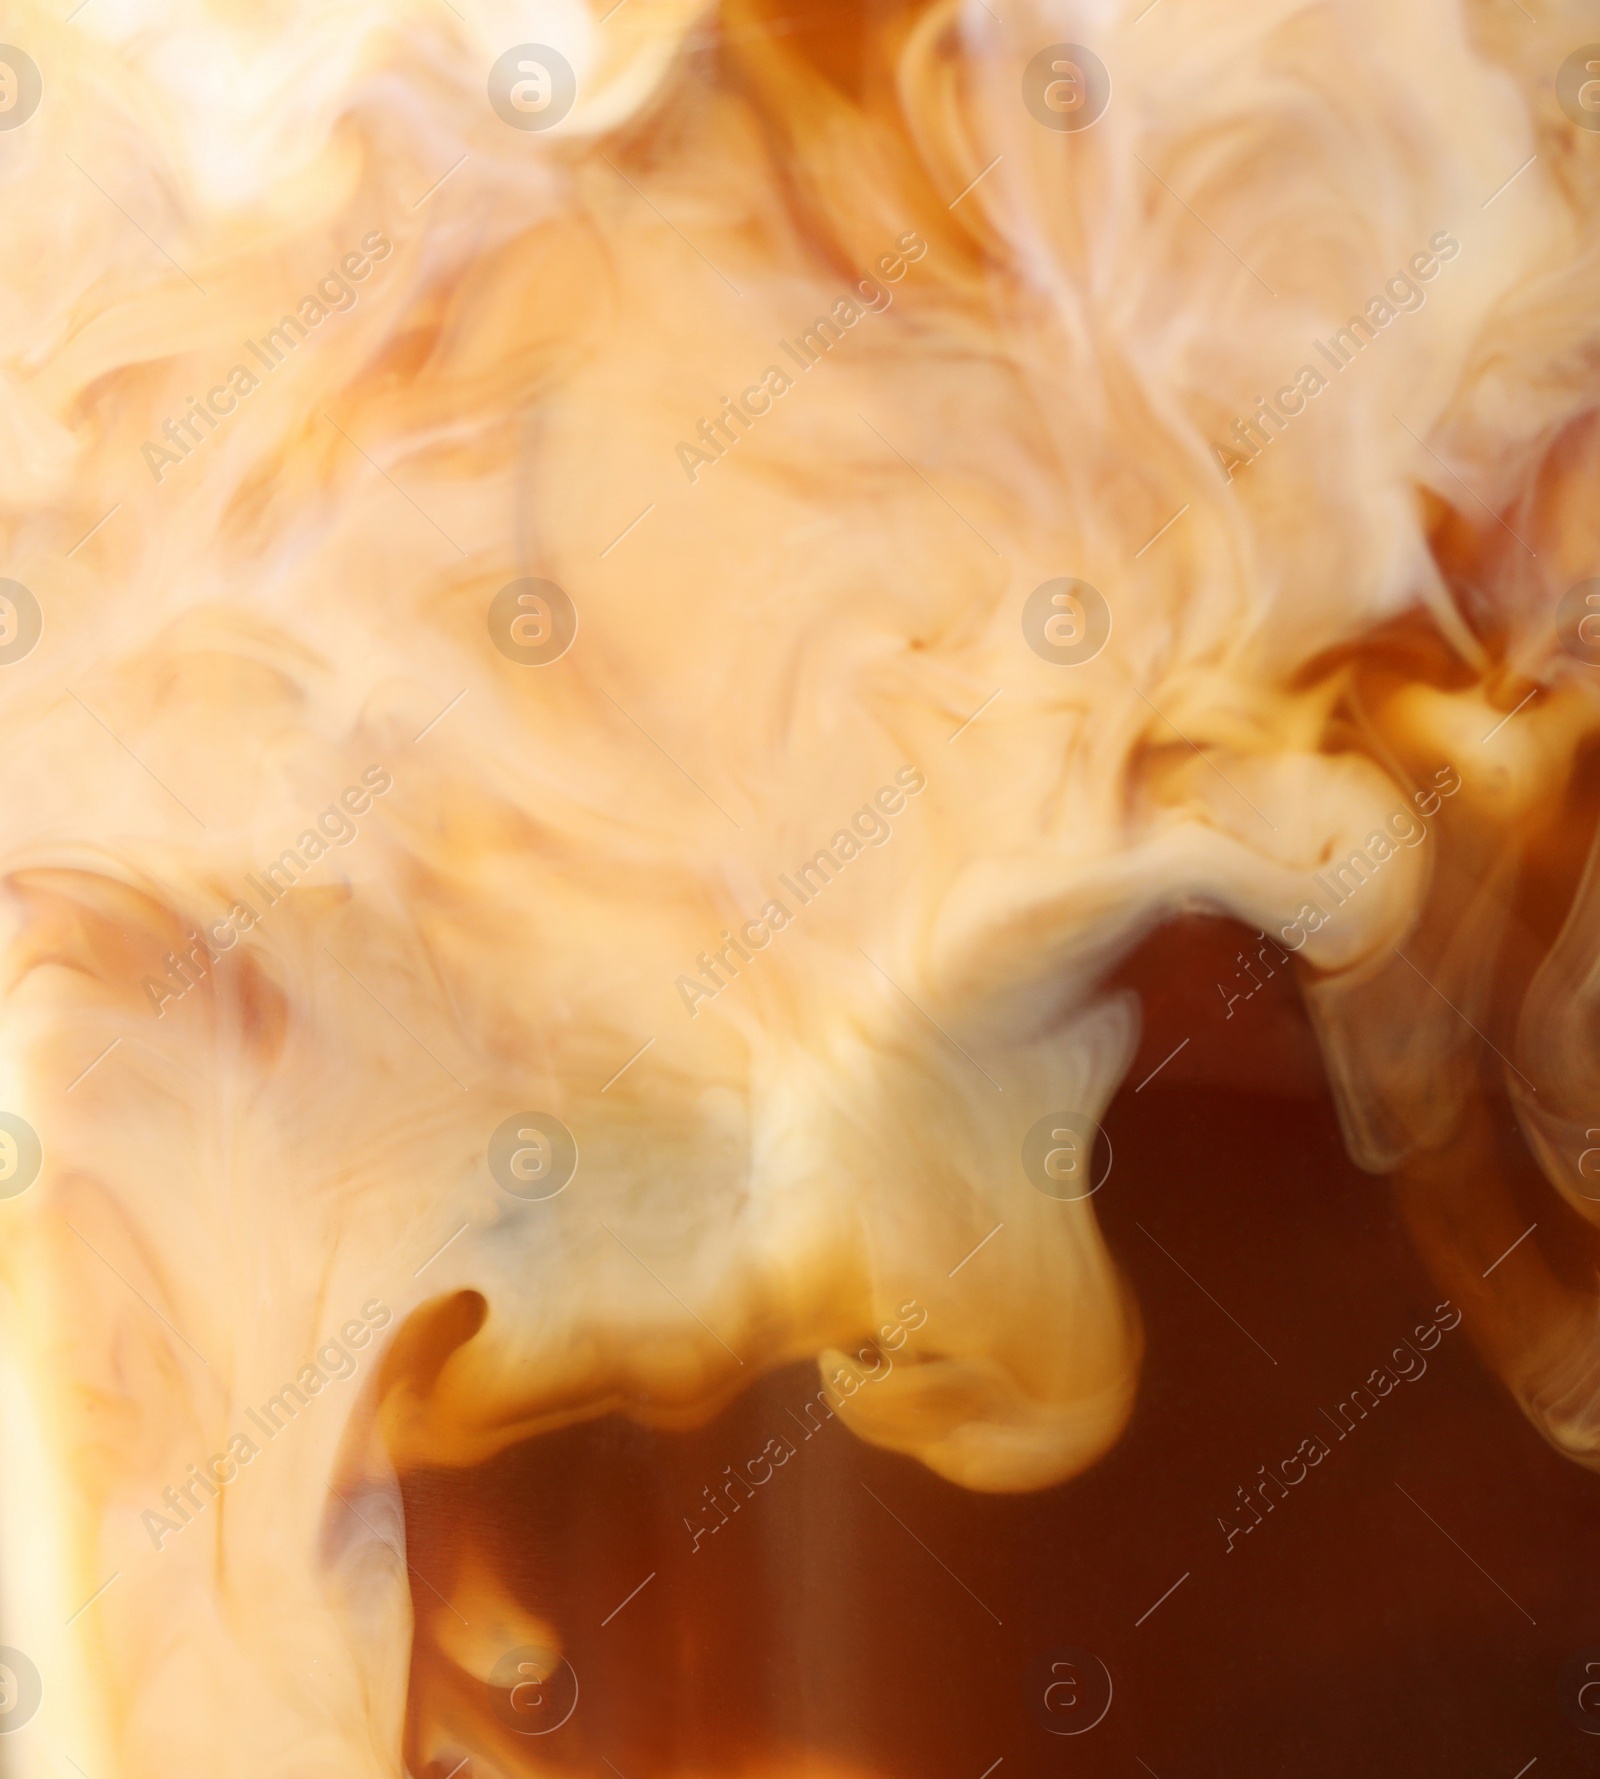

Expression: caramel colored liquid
xmin=402 ymin=917 xmax=1600 ymax=1778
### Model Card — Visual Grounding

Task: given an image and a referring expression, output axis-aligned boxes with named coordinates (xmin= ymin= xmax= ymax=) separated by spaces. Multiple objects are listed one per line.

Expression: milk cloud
xmin=674 ymin=232 xmax=928 ymax=483
xmin=1213 ymin=230 xmax=1462 ymax=479
xmin=139 ymin=231 xmax=394 ymax=483
xmin=676 ymin=765 xmax=925 ymax=1015
xmin=682 ymin=1300 xmax=928 ymax=1552
xmin=1270 ymin=765 xmax=1462 ymax=958
xmin=140 ymin=1299 xmax=393 ymax=1551
xmin=10 ymin=3 xmax=1600 ymax=1775
xmin=143 ymin=764 xmax=393 ymax=1016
